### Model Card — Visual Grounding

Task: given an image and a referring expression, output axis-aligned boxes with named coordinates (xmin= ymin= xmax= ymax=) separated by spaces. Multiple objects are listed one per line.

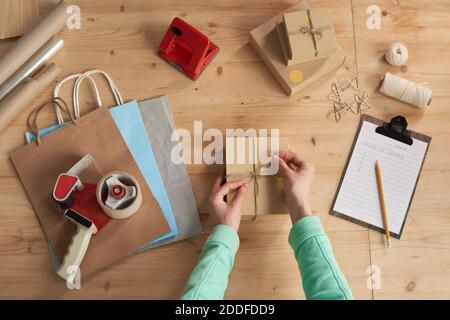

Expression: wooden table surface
xmin=0 ymin=0 xmax=449 ymax=299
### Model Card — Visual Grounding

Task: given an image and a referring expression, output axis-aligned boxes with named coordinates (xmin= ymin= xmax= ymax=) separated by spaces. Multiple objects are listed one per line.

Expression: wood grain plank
xmin=0 ymin=0 xmax=39 ymax=40
xmin=7 ymin=0 xmax=447 ymax=299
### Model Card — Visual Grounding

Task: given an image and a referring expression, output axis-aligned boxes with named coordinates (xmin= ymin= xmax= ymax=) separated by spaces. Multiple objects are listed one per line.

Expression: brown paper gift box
xmin=225 ymin=136 xmax=289 ymax=217
xmin=278 ymin=8 xmax=337 ymax=66
xmin=10 ymin=107 xmax=171 ymax=277
xmin=249 ymin=0 xmax=346 ymax=97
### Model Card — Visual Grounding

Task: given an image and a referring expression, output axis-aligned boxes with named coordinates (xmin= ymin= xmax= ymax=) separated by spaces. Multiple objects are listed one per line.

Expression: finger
xmin=283 ymin=151 xmax=308 ymax=168
xmin=279 ymin=150 xmax=296 ymax=166
xmin=281 ymin=150 xmax=296 ymax=163
xmin=214 ymin=180 xmax=247 ymax=200
xmin=212 ymin=168 xmax=226 ymax=194
xmin=275 ymin=155 xmax=291 ymax=177
xmin=230 ymin=183 xmax=248 ymax=208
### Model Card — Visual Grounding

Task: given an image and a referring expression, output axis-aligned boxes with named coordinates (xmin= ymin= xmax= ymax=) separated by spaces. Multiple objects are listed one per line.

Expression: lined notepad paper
xmin=333 ymin=121 xmax=428 ymax=236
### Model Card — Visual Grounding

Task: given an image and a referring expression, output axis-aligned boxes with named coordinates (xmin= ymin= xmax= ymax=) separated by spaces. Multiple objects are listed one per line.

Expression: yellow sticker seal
xmin=289 ymin=70 xmax=304 ymax=83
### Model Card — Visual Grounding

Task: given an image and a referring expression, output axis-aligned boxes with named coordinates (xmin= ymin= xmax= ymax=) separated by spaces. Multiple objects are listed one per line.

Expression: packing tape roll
xmin=96 ymin=171 xmax=142 ymax=219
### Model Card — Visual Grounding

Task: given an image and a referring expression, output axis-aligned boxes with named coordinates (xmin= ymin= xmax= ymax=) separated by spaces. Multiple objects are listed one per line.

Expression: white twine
xmin=385 ymin=42 xmax=408 ymax=66
xmin=53 ymin=70 xmax=123 ymax=125
xmin=379 ymin=72 xmax=432 ymax=108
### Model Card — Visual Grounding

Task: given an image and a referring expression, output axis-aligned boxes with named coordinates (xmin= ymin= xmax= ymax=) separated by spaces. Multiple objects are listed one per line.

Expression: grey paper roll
xmin=0 ymin=1 xmax=69 ymax=87
xmin=0 ymin=36 xmax=64 ymax=101
xmin=0 ymin=63 xmax=61 ymax=133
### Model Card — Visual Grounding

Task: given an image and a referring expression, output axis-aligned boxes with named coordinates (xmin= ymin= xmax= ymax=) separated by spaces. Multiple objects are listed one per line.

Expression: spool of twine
xmin=379 ymin=72 xmax=432 ymax=108
xmin=385 ymin=42 xmax=408 ymax=66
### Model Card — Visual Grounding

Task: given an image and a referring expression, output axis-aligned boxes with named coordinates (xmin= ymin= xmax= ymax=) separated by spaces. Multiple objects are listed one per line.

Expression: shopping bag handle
xmin=27 ymin=97 xmax=78 ymax=146
xmin=53 ymin=70 xmax=124 ymax=125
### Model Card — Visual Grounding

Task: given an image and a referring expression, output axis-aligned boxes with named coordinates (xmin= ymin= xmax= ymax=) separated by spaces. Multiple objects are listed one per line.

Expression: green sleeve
xmin=289 ymin=215 xmax=353 ymax=300
xmin=181 ymin=224 xmax=239 ymax=300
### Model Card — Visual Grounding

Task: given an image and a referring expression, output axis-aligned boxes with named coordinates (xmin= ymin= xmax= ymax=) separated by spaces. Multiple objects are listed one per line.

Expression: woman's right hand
xmin=274 ymin=151 xmax=315 ymax=224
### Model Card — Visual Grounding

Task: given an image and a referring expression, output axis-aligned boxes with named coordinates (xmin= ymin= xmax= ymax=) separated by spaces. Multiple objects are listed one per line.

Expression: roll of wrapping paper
xmin=0 ymin=1 xmax=69 ymax=87
xmin=0 ymin=63 xmax=60 ymax=133
xmin=0 ymin=36 xmax=64 ymax=101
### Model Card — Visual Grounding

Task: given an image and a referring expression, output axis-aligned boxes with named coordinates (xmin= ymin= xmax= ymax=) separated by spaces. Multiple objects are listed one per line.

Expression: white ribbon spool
xmin=379 ymin=72 xmax=432 ymax=108
xmin=385 ymin=42 xmax=408 ymax=66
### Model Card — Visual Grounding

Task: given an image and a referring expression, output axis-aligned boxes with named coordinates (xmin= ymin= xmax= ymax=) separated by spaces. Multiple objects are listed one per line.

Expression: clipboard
xmin=330 ymin=114 xmax=431 ymax=239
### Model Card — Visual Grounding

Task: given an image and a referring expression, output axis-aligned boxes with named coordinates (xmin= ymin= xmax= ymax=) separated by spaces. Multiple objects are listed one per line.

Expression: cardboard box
xmin=279 ymin=8 xmax=337 ymax=66
xmin=225 ymin=136 xmax=289 ymax=217
xmin=249 ymin=1 xmax=346 ymax=96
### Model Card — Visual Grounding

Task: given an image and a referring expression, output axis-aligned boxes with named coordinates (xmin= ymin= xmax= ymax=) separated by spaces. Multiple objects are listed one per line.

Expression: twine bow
xmin=287 ymin=10 xmax=331 ymax=57
xmin=226 ymin=166 xmax=261 ymax=220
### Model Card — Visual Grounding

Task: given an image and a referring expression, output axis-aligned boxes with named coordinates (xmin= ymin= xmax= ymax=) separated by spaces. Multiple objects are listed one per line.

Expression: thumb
xmin=230 ymin=183 xmax=248 ymax=208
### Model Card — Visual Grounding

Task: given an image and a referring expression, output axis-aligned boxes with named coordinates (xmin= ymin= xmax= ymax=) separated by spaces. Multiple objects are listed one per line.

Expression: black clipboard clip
xmin=375 ymin=115 xmax=413 ymax=145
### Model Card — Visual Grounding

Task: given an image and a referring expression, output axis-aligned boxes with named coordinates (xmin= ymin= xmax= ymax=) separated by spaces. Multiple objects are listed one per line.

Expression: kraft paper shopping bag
xmin=10 ymin=103 xmax=171 ymax=277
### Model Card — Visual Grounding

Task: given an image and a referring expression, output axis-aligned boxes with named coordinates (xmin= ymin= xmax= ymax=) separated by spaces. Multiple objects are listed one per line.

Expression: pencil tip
xmin=387 ymin=239 xmax=392 ymax=248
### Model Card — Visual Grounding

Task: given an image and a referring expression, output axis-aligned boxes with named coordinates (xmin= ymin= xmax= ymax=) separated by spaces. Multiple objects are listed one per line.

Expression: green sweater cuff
xmin=288 ymin=216 xmax=325 ymax=251
xmin=207 ymin=224 xmax=240 ymax=254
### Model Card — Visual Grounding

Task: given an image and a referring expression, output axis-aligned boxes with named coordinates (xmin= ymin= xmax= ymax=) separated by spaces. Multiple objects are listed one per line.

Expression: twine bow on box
xmin=287 ymin=10 xmax=331 ymax=57
xmin=226 ymin=165 xmax=262 ymax=220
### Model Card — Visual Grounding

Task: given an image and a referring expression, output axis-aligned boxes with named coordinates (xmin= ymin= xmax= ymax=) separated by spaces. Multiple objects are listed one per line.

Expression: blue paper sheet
xmin=109 ymin=101 xmax=178 ymax=242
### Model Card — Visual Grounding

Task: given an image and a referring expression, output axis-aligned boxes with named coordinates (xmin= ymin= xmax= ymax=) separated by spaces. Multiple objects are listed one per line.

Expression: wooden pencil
xmin=375 ymin=160 xmax=391 ymax=248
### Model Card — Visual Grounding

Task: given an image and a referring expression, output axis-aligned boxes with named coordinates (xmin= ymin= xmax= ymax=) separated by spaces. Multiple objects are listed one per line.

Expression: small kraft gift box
xmin=225 ymin=136 xmax=290 ymax=218
xmin=277 ymin=8 xmax=337 ymax=66
xmin=249 ymin=1 xmax=346 ymax=97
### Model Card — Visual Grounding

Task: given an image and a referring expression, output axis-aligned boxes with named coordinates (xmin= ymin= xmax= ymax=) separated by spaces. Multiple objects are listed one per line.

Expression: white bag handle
xmin=53 ymin=70 xmax=124 ymax=125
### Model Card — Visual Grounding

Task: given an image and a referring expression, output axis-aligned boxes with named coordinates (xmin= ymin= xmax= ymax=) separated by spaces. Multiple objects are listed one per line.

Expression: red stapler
xmin=159 ymin=17 xmax=219 ymax=80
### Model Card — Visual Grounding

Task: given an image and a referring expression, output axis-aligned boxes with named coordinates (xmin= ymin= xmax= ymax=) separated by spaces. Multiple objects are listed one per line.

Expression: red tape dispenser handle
xmin=159 ymin=17 xmax=219 ymax=80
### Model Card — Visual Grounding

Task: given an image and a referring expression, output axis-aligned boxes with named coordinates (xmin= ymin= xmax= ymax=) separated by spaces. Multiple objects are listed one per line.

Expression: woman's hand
xmin=208 ymin=170 xmax=249 ymax=232
xmin=275 ymin=151 xmax=315 ymax=224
